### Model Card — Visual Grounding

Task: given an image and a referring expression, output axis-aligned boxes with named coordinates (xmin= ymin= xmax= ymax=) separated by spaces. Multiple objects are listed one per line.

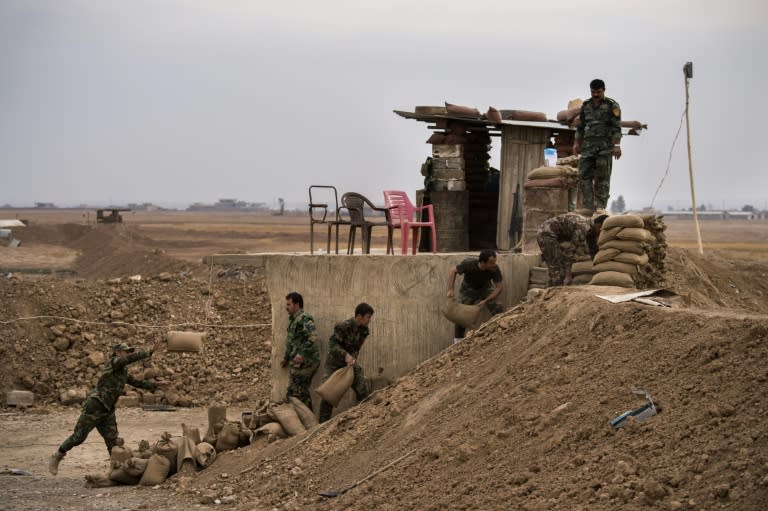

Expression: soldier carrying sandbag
xmin=537 ymin=213 xmax=607 ymax=287
xmin=49 ymin=339 xmax=168 ymax=475
xmin=446 ymin=250 xmax=504 ymax=343
xmin=318 ymin=303 xmax=375 ymax=423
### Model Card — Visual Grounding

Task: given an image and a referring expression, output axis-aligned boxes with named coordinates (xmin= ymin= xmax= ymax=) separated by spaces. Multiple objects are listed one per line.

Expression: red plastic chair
xmin=383 ymin=190 xmax=437 ymax=254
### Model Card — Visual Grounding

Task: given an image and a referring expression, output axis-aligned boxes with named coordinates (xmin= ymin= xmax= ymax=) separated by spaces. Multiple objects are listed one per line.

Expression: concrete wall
xmin=260 ymin=252 xmax=540 ymax=407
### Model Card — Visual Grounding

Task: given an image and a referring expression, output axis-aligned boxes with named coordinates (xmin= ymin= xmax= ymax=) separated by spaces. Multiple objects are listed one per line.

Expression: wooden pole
xmin=684 ymin=72 xmax=704 ymax=254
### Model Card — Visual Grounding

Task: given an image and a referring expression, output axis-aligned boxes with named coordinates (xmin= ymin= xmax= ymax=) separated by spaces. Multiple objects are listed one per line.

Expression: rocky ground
xmin=1 ymin=219 xmax=767 ymax=510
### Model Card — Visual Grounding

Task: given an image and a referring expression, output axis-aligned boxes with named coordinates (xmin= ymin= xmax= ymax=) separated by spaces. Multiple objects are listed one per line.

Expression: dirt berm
xmin=164 ymin=272 xmax=768 ymax=511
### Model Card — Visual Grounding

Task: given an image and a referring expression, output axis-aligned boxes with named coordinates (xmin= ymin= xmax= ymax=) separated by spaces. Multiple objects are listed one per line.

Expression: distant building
xmin=662 ymin=211 xmax=726 ymax=220
xmin=186 ymin=199 xmax=268 ymax=211
xmin=725 ymin=211 xmax=757 ymax=221
xmin=34 ymin=202 xmax=56 ymax=209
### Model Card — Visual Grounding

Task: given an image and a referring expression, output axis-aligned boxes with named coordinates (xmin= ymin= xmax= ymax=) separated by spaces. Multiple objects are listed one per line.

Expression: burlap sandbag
xmin=315 ymin=366 xmax=354 ymax=407
xmin=441 ymin=299 xmax=481 ymax=329
xmin=597 ymin=226 xmax=623 ymax=245
xmin=613 ymin=252 xmax=649 ymax=265
xmin=593 ymin=248 xmax=620 ymax=265
xmin=601 ymin=239 xmax=645 ymax=255
xmin=195 ymin=442 xmax=217 ymax=468
xmin=166 ymin=330 xmax=205 ymax=352
xmin=204 ymin=405 xmax=227 ymax=444
xmin=556 ymin=107 xmax=581 ymax=123
xmin=255 ymin=422 xmax=287 ymax=442
xmin=571 ymin=260 xmax=594 ymax=275
xmin=602 ymin=214 xmax=644 ymax=229
xmin=108 ymin=463 xmax=141 ymax=485
xmin=289 ymin=396 xmax=319 ymax=429
xmin=592 ymin=261 xmax=639 ymax=275
xmin=176 ymin=436 xmax=197 ymax=474
xmin=109 ymin=442 xmax=132 ymax=465
xmin=616 ymin=227 xmax=652 ymax=242
xmin=590 ymin=271 xmax=635 ymax=287
xmin=268 ymin=403 xmax=307 ymax=436
xmin=215 ymin=422 xmax=240 ymax=452
xmin=153 ymin=432 xmax=177 ymax=474
xmin=527 ymin=165 xmax=572 ymax=180
xmin=237 ymin=422 xmax=253 ymax=447
xmin=571 ymin=273 xmax=593 ymax=285
xmin=123 ymin=457 xmax=148 ymax=478
xmin=139 ymin=454 xmax=171 ymax=486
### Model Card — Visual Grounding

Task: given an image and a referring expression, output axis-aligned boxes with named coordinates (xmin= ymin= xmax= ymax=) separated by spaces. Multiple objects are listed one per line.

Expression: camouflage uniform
xmin=318 ymin=318 xmax=370 ymax=422
xmin=453 ymin=258 xmax=504 ymax=338
xmin=537 ymin=214 xmax=592 ymax=286
xmin=58 ymin=349 xmax=155 ymax=455
xmin=575 ymin=96 xmax=622 ymax=210
xmin=282 ymin=310 xmax=320 ymax=408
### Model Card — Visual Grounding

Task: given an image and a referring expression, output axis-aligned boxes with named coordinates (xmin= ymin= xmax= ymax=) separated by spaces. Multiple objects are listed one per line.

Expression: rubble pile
xmin=0 ymin=267 xmax=272 ymax=408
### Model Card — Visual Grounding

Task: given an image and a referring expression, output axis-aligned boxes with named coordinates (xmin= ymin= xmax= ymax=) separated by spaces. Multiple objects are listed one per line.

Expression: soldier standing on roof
xmin=281 ymin=291 xmax=320 ymax=408
xmin=49 ymin=339 xmax=167 ymax=475
xmin=447 ymin=250 xmax=504 ymax=343
xmin=573 ymin=78 xmax=622 ymax=211
xmin=318 ymin=302 xmax=374 ymax=423
xmin=537 ymin=213 xmax=607 ymax=287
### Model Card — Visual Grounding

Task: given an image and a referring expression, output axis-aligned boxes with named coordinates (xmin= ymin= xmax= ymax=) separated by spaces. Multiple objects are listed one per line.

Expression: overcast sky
xmin=1 ymin=0 xmax=767 ymax=211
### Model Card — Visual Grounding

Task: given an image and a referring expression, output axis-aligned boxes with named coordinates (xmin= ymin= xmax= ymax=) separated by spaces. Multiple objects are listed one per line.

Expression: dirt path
xmin=0 ymin=406 xmax=244 ymax=511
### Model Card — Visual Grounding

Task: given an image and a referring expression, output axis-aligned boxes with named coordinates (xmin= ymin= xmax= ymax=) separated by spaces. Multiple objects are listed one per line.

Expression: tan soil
xmin=0 ymin=211 xmax=767 ymax=510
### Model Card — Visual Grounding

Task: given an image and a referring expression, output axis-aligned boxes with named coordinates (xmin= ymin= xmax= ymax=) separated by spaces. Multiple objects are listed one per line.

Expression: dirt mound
xmin=0 ymin=267 xmax=272 ymax=409
xmin=167 ymin=285 xmax=768 ymax=510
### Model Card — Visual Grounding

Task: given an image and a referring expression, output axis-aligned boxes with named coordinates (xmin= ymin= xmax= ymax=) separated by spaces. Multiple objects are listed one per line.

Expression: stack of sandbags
xmin=528 ymin=266 xmax=548 ymax=290
xmin=570 ymin=259 xmax=595 ymax=285
xmin=556 ymin=98 xmax=583 ymax=127
xmin=522 ymin=165 xmax=580 ymax=252
xmin=633 ymin=214 xmax=667 ymax=289
xmin=247 ymin=399 xmax=320 ymax=445
xmin=589 ymin=214 xmax=652 ymax=288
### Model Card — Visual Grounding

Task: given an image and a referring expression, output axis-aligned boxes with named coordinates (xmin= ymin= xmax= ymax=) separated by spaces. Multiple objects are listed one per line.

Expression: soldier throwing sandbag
xmin=49 ymin=339 xmax=168 ymax=475
xmin=318 ymin=303 xmax=374 ymax=423
xmin=281 ymin=292 xmax=320 ymax=408
xmin=537 ymin=213 xmax=607 ymax=287
xmin=447 ymin=250 xmax=504 ymax=343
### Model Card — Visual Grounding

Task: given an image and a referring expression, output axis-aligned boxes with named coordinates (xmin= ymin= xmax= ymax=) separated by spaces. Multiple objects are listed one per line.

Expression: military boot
xmin=48 ymin=451 xmax=65 ymax=475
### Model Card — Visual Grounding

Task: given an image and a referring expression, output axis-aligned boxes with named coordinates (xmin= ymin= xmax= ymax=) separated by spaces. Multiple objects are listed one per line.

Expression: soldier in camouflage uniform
xmin=447 ymin=250 xmax=504 ymax=342
xmin=573 ymin=79 xmax=622 ymax=211
xmin=318 ymin=303 xmax=374 ymax=423
xmin=537 ymin=213 xmax=606 ymax=287
xmin=281 ymin=292 xmax=320 ymax=408
xmin=49 ymin=339 xmax=166 ymax=475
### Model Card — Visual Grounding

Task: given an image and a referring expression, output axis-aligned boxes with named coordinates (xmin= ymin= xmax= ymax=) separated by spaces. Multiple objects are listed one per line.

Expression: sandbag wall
xmin=521 ymin=163 xmax=580 ymax=253
xmin=589 ymin=214 xmax=667 ymax=288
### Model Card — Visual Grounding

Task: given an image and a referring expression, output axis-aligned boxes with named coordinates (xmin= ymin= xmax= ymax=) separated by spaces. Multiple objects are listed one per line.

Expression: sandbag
xmin=556 ymin=107 xmax=580 ymax=123
xmin=441 ymin=298 xmax=482 ymax=329
xmin=502 ymin=109 xmax=548 ymax=122
xmin=567 ymin=98 xmax=583 ymax=110
xmin=486 ymin=106 xmax=502 ymax=123
xmin=613 ymin=252 xmax=649 ymax=265
xmin=237 ymin=422 xmax=253 ymax=447
xmin=109 ymin=440 xmax=132 ymax=465
xmin=571 ymin=260 xmax=594 ymax=275
xmin=195 ymin=442 xmax=217 ymax=468
xmin=123 ymin=457 xmax=149 ymax=478
xmin=153 ymin=432 xmax=177 ymax=474
xmin=182 ymin=423 xmax=201 ymax=445
xmin=597 ymin=226 xmax=623 ymax=245
xmin=523 ymin=177 xmax=567 ymax=188
xmin=592 ymin=261 xmax=639 ymax=275
xmin=590 ymin=271 xmax=636 ymax=287
xmin=204 ymin=405 xmax=227 ymax=444
xmin=269 ymin=403 xmax=307 ymax=436
xmin=602 ymin=214 xmax=644 ymax=229
xmin=616 ymin=227 xmax=652 ymax=242
xmin=445 ymin=102 xmax=480 ymax=118
xmin=176 ymin=436 xmax=197 ymax=475
xmin=426 ymin=133 xmax=446 ymax=144
xmin=289 ymin=396 xmax=320 ymax=429
xmin=108 ymin=464 xmax=140 ymax=485
xmin=139 ymin=454 xmax=171 ymax=486
xmin=620 ymin=120 xmax=646 ymax=129
xmin=215 ymin=422 xmax=240 ymax=452
xmin=85 ymin=473 xmax=119 ymax=488
xmin=527 ymin=166 xmax=572 ymax=180
xmin=593 ymin=248 xmax=621 ymax=265
xmin=166 ymin=331 xmax=205 ymax=352
xmin=571 ymin=273 xmax=593 ymax=285
xmin=315 ymin=366 xmax=354 ymax=407
xmin=255 ymin=422 xmax=287 ymax=442
xmin=600 ymin=239 xmax=645 ymax=255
